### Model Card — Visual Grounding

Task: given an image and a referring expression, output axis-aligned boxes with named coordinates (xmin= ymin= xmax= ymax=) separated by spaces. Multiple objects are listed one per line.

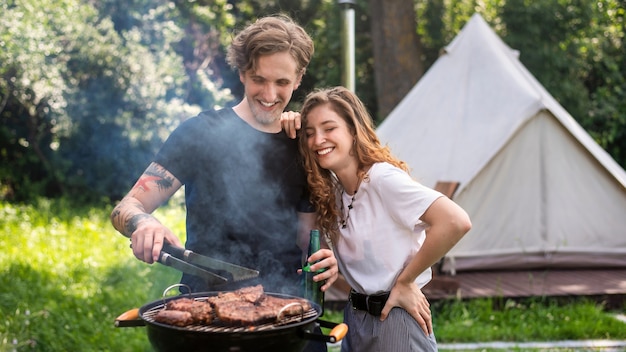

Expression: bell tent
xmin=376 ymin=13 xmax=626 ymax=273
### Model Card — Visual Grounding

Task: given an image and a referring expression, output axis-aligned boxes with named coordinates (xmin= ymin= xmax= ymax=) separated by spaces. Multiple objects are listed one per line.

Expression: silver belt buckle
xmin=349 ymin=291 xmax=357 ymax=310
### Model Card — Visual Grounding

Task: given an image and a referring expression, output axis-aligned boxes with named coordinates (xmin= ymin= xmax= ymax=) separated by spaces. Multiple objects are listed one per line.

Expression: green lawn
xmin=0 ymin=199 xmax=183 ymax=351
xmin=1 ymin=199 xmax=625 ymax=351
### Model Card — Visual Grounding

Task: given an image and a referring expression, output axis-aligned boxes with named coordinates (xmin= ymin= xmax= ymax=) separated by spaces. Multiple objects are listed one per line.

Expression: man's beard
xmin=247 ymin=95 xmax=282 ymax=126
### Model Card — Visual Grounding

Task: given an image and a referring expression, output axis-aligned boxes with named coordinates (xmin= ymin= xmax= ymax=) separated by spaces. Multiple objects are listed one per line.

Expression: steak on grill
xmin=154 ymin=309 xmax=194 ymax=327
xmin=213 ymin=300 xmax=277 ymax=326
xmin=209 ymin=285 xmax=312 ymax=326
xmin=259 ymin=295 xmax=312 ymax=316
xmin=166 ymin=297 xmax=195 ymax=311
xmin=206 ymin=284 xmax=265 ymax=305
xmin=170 ymin=299 xmax=214 ymax=324
xmin=152 ymin=285 xmax=313 ymax=327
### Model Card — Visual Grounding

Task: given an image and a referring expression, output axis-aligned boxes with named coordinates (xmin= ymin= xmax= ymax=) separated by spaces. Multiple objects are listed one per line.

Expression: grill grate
xmin=143 ymin=297 xmax=318 ymax=333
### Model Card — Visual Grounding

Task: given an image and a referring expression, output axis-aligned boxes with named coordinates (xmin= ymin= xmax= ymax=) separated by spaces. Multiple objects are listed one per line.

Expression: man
xmin=110 ymin=15 xmax=337 ymax=305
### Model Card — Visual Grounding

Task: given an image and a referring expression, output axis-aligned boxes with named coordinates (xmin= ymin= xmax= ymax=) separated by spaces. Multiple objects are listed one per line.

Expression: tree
xmin=0 ymin=0 xmax=96 ymax=200
xmin=0 ymin=0 xmax=232 ymax=202
xmin=1 ymin=0 xmax=625 ymax=202
xmin=384 ymin=0 xmax=626 ymax=168
xmin=499 ymin=0 xmax=626 ymax=168
xmin=368 ymin=0 xmax=424 ymax=119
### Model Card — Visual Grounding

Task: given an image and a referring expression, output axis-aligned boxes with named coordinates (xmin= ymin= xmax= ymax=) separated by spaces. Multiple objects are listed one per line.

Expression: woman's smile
xmin=316 ymin=147 xmax=334 ymax=156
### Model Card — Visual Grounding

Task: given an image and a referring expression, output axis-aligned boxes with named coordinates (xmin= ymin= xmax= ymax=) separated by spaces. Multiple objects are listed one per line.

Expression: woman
xmin=298 ymin=86 xmax=472 ymax=351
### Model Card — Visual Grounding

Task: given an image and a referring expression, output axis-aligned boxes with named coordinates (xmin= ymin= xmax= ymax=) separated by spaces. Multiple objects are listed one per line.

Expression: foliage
xmin=1 ymin=0 xmax=625 ymax=203
xmin=415 ymin=0 xmax=626 ymax=168
xmin=0 ymin=0 xmax=92 ymax=200
xmin=497 ymin=0 xmax=626 ymax=167
xmin=0 ymin=0 xmax=230 ymax=203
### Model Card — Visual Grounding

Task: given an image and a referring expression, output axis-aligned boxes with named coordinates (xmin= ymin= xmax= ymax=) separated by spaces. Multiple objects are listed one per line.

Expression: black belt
xmin=349 ymin=289 xmax=390 ymax=316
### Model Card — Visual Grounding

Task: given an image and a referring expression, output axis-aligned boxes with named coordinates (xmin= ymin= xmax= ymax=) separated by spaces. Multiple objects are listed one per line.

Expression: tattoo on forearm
xmin=132 ymin=164 xmax=174 ymax=192
xmin=124 ymin=213 xmax=153 ymax=236
xmin=111 ymin=205 xmax=128 ymax=234
xmin=111 ymin=208 xmax=120 ymax=224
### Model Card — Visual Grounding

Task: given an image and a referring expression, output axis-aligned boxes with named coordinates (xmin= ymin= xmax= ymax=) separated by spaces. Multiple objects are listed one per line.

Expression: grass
xmin=0 ymin=199 xmax=183 ymax=351
xmin=432 ymin=297 xmax=626 ymax=342
xmin=1 ymin=199 xmax=625 ymax=351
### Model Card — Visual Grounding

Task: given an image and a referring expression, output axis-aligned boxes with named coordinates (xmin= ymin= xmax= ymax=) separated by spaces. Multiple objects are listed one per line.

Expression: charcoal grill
xmin=116 ymin=288 xmax=347 ymax=352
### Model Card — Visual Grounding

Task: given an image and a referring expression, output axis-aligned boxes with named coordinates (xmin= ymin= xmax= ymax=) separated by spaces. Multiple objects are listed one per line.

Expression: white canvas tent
xmin=376 ymin=13 xmax=626 ymax=273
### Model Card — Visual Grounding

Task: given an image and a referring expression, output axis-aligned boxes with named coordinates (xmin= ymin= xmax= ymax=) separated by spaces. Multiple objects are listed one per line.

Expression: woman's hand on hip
xmin=380 ymin=281 xmax=432 ymax=336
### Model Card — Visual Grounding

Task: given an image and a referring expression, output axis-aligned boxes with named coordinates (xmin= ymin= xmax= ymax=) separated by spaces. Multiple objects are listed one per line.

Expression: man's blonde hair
xmin=226 ymin=15 xmax=314 ymax=78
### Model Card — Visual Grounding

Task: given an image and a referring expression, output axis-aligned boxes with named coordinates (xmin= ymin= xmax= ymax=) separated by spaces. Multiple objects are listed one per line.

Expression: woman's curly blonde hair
xmin=298 ymin=86 xmax=409 ymax=244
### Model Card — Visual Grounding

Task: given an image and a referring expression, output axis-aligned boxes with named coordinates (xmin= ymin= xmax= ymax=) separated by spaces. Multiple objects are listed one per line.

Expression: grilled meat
xmin=238 ymin=284 xmax=266 ymax=303
xmin=206 ymin=284 xmax=264 ymax=306
xmin=152 ymin=285 xmax=313 ymax=328
xmin=209 ymin=285 xmax=312 ymax=325
xmin=166 ymin=298 xmax=195 ymax=311
xmin=164 ymin=298 xmax=213 ymax=324
xmin=260 ymin=295 xmax=312 ymax=317
xmin=185 ymin=300 xmax=214 ymax=324
xmin=214 ymin=300 xmax=276 ymax=326
xmin=154 ymin=309 xmax=194 ymax=327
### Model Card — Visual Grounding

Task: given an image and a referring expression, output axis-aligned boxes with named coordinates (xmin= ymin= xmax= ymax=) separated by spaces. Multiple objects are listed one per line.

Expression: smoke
xmin=175 ymin=112 xmax=305 ymax=295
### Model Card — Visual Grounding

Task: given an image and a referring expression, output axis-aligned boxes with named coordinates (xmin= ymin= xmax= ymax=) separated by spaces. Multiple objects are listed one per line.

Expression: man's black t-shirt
xmin=154 ymin=108 xmax=311 ymax=294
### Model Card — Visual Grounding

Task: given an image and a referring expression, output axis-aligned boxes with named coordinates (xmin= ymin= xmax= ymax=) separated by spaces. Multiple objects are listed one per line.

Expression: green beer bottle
xmin=303 ymin=229 xmax=325 ymax=315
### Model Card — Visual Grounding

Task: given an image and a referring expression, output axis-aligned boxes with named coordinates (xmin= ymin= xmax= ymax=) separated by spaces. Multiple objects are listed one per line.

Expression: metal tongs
xmin=158 ymin=243 xmax=260 ymax=285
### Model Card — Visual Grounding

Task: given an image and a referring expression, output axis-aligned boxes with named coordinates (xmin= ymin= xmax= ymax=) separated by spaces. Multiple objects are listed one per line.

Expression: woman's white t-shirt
xmin=335 ymin=162 xmax=443 ymax=295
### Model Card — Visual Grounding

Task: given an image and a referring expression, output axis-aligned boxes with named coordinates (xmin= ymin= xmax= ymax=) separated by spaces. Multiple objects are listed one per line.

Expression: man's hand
xmin=281 ymin=111 xmax=301 ymax=139
xmin=129 ymin=215 xmax=183 ymax=264
xmin=111 ymin=162 xmax=185 ymax=264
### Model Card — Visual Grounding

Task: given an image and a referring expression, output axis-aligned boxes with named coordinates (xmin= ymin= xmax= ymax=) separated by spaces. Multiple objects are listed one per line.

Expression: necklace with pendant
xmin=340 ymin=190 xmax=357 ymax=229
xmin=339 ymin=170 xmax=371 ymax=229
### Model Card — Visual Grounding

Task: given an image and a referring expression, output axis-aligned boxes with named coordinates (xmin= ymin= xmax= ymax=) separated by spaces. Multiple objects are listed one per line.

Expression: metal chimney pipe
xmin=338 ymin=0 xmax=356 ymax=92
